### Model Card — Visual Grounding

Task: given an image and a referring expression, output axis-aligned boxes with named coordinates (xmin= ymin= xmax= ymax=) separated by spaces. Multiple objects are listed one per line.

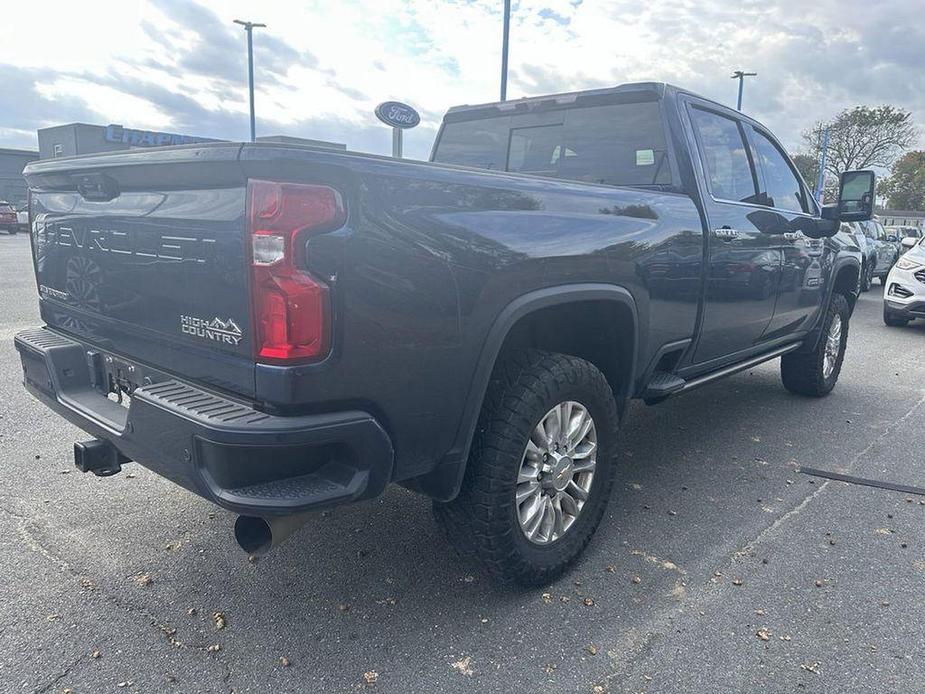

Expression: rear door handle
xmin=713 ymin=227 xmax=739 ymax=241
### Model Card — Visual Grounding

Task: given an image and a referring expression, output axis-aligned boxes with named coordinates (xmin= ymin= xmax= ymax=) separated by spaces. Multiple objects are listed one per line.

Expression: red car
xmin=0 ymin=201 xmax=18 ymax=234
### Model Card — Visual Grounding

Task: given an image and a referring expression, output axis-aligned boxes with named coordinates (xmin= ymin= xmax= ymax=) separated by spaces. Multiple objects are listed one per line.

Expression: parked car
xmin=887 ymin=225 xmax=923 ymax=253
xmin=0 ymin=201 xmax=18 ymax=234
xmin=859 ymin=220 xmax=899 ymax=285
xmin=14 ymin=82 xmax=870 ymax=586
xmin=883 ymin=235 xmax=925 ymax=326
xmin=841 ymin=221 xmax=878 ymax=291
xmin=15 ymin=205 xmax=29 ymax=233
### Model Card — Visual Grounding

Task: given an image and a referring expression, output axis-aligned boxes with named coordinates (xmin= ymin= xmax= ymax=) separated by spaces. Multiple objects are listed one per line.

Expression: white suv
xmin=883 ymin=236 xmax=925 ymax=326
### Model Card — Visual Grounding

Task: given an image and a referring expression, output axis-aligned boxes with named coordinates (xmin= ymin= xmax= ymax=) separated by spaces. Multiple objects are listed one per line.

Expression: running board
xmin=641 ymin=371 xmax=686 ymax=404
xmin=642 ymin=342 xmax=802 ymax=405
xmin=679 ymin=343 xmax=801 ymax=394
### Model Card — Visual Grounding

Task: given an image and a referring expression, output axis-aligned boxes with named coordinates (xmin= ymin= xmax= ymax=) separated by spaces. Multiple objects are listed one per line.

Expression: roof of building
xmin=0 ymin=147 xmax=39 ymax=157
xmin=877 ymin=209 xmax=925 ymax=217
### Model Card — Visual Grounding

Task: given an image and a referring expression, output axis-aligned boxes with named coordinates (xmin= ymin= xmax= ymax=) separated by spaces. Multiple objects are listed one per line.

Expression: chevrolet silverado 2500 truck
xmin=15 ymin=83 xmax=872 ymax=586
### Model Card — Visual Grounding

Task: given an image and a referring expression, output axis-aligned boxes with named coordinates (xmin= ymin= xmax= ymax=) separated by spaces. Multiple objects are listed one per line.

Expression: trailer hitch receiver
xmin=74 ymin=439 xmax=131 ymax=477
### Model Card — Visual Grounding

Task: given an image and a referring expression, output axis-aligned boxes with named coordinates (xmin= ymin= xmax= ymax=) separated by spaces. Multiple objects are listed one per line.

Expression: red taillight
xmin=247 ymin=180 xmax=345 ymax=362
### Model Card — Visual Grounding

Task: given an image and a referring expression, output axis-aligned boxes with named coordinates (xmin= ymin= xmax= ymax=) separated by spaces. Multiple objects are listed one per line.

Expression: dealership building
xmin=36 ymin=122 xmax=344 ymax=159
xmin=36 ymin=122 xmax=224 ymax=159
xmin=0 ymin=148 xmax=39 ymax=209
xmin=0 ymin=123 xmax=345 ymax=210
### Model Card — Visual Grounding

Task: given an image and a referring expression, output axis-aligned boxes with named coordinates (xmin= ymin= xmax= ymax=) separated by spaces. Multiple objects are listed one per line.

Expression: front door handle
xmin=713 ymin=227 xmax=739 ymax=241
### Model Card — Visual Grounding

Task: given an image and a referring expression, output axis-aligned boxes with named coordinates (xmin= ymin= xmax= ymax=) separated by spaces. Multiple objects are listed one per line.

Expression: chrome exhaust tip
xmin=233 ymin=512 xmax=312 ymax=557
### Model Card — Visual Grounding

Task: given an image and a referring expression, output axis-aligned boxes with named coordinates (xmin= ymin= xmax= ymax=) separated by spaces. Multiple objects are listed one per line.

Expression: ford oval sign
xmin=375 ymin=101 xmax=421 ymax=129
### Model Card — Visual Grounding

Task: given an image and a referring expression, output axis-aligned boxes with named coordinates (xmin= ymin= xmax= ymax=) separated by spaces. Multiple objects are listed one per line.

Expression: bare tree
xmin=803 ymin=106 xmax=918 ymax=185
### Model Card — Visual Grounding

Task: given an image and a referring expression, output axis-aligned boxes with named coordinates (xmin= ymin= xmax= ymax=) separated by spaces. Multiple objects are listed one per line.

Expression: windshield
xmin=0 ymin=204 xmax=14 ymax=212
xmin=432 ymin=100 xmax=673 ymax=188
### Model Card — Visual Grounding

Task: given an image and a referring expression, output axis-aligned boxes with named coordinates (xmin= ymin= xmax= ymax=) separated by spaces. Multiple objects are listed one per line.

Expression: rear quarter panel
xmin=240 ymin=146 xmax=705 ymax=480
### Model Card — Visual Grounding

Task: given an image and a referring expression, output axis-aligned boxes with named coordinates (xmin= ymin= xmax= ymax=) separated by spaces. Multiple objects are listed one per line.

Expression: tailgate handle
xmin=76 ymin=173 xmax=120 ymax=202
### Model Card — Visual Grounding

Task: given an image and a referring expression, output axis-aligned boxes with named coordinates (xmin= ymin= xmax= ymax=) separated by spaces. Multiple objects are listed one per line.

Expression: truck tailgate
xmin=24 ymin=145 xmax=256 ymax=398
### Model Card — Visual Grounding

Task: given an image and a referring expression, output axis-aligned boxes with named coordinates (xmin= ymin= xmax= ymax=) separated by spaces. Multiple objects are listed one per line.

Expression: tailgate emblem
xmin=180 ymin=315 xmax=243 ymax=346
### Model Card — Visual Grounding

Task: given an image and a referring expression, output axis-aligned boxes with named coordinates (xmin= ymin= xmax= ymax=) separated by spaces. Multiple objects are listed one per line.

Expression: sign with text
xmin=374 ymin=102 xmax=421 ymax=130
xmin=104 ymin=124 xmax=219 ymax=148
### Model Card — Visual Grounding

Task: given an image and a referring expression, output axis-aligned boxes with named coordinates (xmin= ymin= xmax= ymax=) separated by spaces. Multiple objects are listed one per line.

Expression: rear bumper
xmin=14 ymin=327 xmax=394 ymax=515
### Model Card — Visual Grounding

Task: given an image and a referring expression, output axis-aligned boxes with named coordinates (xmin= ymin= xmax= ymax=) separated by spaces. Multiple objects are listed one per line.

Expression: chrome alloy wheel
xmin=516 ymin=401 xmax=597 ymax=545
xmin=822 ymin=314 xmax=842 ymax=379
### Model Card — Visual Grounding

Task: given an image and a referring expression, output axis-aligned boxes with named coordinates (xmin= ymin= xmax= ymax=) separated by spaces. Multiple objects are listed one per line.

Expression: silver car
xmin=841 ymin=222 xmax=879 ymax=291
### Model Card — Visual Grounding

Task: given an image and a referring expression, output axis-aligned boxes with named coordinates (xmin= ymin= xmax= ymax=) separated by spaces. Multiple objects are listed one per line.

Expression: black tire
xmin=860 ymin=262 xmax=872 ymax=292
xmin=780 ymin=293 xmax=850 ymax=397
xmin=883 ymin=305 xmax=909 ymax=327
xmin=433 ymin=350 xmax=619 ymax=587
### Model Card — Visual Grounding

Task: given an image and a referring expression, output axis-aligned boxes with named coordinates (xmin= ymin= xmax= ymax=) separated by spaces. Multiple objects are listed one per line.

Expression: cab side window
xmin=749 ymin=127 xmax=807 ymax=213
xmin=690 ymin=108 xmax=758 ymax=204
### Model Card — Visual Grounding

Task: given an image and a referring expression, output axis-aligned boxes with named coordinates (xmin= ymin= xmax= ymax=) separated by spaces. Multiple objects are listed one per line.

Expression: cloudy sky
xmin=1 ymin=0 xmax=923 ymax=160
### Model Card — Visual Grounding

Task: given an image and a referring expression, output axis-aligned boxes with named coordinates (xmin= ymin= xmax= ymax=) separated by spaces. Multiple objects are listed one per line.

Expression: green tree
xmin=791 ymin=153 xmax=819 ymax=188
xmin=878 ymin=150 xmax=925 ymax=210
xmin=803 ymin=105 xmax=918 ymax=186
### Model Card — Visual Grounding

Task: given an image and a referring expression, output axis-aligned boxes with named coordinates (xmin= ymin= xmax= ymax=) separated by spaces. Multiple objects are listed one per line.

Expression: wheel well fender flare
xmin=802 ymin=256 xmax=860 ymax=353
xmin=420 ymin=283 xmax=638 ymax=502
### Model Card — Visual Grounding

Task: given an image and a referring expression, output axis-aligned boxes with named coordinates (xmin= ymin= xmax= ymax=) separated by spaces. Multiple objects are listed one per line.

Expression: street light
xmin=500 ymin=0 xmax=511 ymax=101
xmin=234 ymin=19 xmax=266 ymax=142
xmin=731 ymin=70 xmax=757 ymax=111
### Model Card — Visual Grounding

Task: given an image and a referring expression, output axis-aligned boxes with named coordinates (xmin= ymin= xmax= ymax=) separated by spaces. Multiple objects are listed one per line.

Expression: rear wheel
xmin=434 ymin=350 xmax=619 ymax=586
xmin=780 ymin=293 xmax=850 ymax=397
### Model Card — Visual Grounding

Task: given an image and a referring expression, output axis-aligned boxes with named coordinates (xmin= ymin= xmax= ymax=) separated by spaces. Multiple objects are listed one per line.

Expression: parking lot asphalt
xmin=1 ymin=230 xmax=923 ymax=694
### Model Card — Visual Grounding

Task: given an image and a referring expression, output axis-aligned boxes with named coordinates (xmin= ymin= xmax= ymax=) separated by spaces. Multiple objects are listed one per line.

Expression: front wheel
xmin=780 ymin=293 xmax=850 ymax=397
xmin=434 ymin=350 xmax=619 ymax=586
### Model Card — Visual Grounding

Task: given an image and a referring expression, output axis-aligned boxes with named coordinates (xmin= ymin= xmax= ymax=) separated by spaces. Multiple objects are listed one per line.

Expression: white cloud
xmin=0 ymin=0 xmax=922 ymax=159
xmin=35 ymin=79 xmax=173 ymax=129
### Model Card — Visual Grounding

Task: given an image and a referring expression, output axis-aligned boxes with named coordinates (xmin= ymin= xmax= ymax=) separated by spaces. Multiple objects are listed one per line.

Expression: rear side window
xmin=433 ymin=100 xmax=673 ymax=187
xmin=750 ymin=128 xmax=806 ymax=213
xmin=431 ymin=118 xmax=510 ymax=170
xmin=0 ymin=204 xmax=13 ymax=212
xmin=689 ymin=108 xmax=757 ymax=203
xmin=861 ymin=221 xmax=879 ymax=240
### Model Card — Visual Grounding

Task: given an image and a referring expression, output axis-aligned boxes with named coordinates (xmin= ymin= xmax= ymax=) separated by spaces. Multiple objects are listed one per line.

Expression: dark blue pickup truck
xmin=15 ymin=83 xmax=872 ymax=586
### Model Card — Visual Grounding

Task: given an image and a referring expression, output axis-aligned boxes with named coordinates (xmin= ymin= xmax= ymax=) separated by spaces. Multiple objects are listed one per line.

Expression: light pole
xmin=234 ymin=19 xmax=266 ymax=142
xmin=814 ymin=126 xmax=830 ymax=204
xmin=500 ymin=0 xmax=511 ymax=101
xmin=731 ymin=70 xmax=757 ymax=111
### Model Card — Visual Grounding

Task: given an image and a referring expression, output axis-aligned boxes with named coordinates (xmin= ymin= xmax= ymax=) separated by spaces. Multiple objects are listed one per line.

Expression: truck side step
xmin=642 ymin=371 xmax=686 ymax=404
